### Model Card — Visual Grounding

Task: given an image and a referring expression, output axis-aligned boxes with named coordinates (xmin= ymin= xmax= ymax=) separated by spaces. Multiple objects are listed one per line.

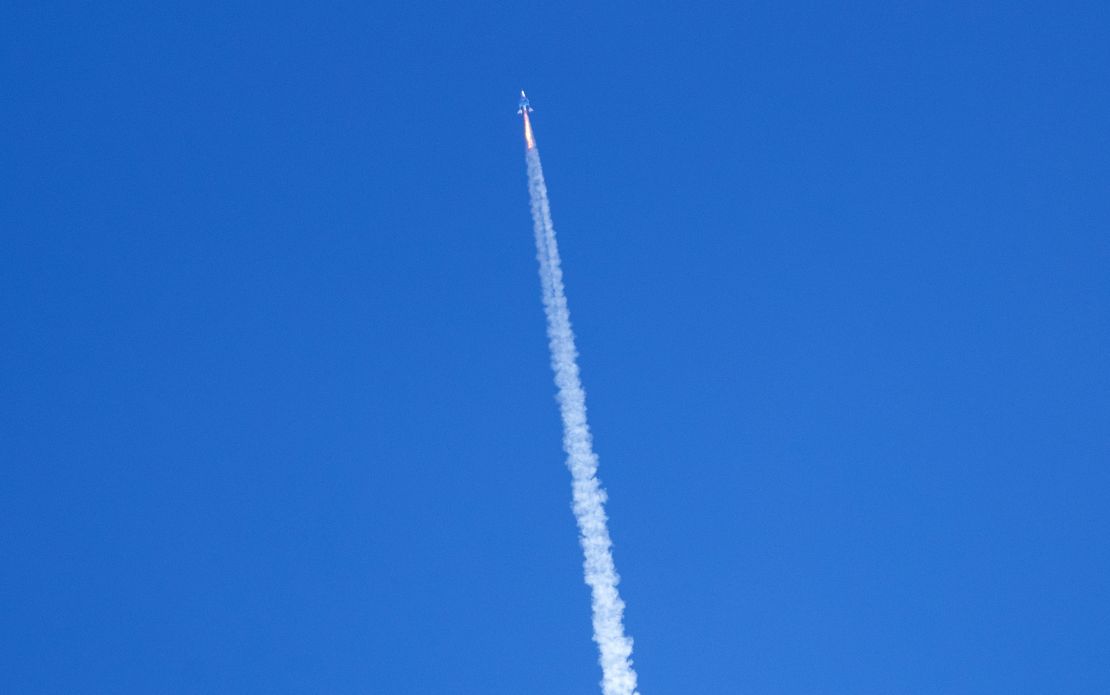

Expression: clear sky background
xmin=3 ymin=2 xmax=1108 ymax=693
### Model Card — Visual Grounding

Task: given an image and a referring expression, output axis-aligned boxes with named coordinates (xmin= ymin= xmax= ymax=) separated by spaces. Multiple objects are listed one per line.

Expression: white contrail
xmin=525 ymin=145 xmax=641 ymax=695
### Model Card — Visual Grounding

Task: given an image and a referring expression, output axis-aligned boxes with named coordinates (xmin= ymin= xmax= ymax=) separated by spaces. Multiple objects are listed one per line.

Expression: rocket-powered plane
xmin=519 ymin=90 xmax=536 ymax=150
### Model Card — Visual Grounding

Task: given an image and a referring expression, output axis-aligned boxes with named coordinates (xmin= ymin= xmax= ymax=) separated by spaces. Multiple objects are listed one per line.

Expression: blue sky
xmin=3 ymin=2 xmax=1108 ymax=693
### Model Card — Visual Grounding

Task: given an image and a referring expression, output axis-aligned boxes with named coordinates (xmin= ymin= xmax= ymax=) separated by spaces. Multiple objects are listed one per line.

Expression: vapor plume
xmin=525 ymin=143 xmax=641 ymax=695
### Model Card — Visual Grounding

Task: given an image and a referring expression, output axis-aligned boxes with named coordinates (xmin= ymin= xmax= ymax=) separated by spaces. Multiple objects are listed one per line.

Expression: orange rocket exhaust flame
xmin=523 ymin=110 xmax=536 ymax=150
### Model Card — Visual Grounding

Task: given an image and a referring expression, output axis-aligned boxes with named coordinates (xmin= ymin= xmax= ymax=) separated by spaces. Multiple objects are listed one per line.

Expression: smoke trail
xmin=525 ymin=146 xmax=641 ymax=695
